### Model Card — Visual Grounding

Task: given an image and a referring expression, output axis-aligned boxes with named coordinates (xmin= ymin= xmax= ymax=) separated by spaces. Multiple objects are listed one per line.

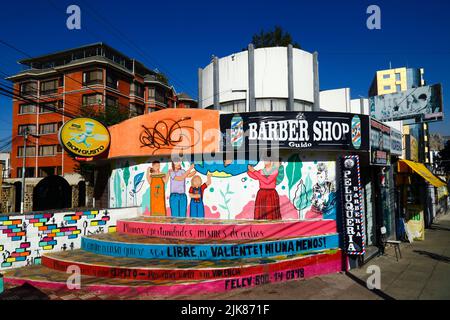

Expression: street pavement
xmin=1 ymin=213 xmax=449 ymax=300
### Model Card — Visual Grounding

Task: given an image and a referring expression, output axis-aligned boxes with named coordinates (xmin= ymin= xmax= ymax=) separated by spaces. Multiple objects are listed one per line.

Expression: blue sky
xmin=1 ymin=0 xmax=450 ymax=145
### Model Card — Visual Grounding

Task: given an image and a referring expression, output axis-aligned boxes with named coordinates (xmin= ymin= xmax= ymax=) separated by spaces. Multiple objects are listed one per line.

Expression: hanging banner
xmin=220 ymin=111 xmax=370 ymax=152
xmin=340 ymin=155 xmax=365 ymax=255
xmin=370 ymin=119 xmax=391 ymax=165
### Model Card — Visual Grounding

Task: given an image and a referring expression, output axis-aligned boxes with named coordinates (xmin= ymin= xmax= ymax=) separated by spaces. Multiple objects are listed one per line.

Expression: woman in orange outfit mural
xmin=247 ymin=161 xmax=282 ymax=220
xmin=146 ymin=161 xmax=169 ymax=216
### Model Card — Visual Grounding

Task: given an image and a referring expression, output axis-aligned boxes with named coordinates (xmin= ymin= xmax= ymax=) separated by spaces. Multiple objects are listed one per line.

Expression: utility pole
xmin=20 ymin=127 xmax=39 ymax=214
xmin=20 ymin=127 xmax=28 ymax=214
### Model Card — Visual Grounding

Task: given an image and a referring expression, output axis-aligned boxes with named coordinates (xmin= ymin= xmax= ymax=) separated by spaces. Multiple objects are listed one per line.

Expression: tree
xmin=80 ymin=103 xmax=130 ymax=127
xmin=436 ymin=139 xmax=450 ymax=176
xmin=250 ymin=26 xmax=301 ymax=49
xmin=429 ymin=133 xmax=444 ymax=151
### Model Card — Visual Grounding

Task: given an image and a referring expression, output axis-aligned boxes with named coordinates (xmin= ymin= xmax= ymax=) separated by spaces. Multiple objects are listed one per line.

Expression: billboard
xmin=369 ymin=84 xmax=443 ymax=122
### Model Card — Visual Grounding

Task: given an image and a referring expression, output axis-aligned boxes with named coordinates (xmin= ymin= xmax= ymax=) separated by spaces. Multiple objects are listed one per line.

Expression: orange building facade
xmin=7 ymin=43 xmax=197 ymax=179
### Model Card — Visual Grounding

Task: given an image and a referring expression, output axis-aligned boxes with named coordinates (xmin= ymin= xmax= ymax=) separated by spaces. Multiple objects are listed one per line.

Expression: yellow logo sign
xmin=59 ymin=118 xmax=110 ymax=157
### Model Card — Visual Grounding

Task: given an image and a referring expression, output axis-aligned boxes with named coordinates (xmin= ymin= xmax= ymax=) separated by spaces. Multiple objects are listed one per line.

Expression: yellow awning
xmin=398 ymin=160 xmax=447 ymax=188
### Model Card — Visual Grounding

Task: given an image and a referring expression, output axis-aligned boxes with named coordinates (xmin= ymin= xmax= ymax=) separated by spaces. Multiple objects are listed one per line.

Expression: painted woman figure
xmin=247 ymin=161 xmax=281 ymax=220
xmin=306 ymin=163 xmax=336 ymax=220
xmin=146 ymin=161 xmax=168 ymax=216
xmin=189 ymin=173 xmax=212 ymax=218
xmin=169 ymin=162 xmax=196 ymax=217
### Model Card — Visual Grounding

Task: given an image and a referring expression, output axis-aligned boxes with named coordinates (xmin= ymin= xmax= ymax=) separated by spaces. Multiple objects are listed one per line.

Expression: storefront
xmin=100 ymin=109 xmax=371 ymax=272
xmin=362 ymin=119 xmax=395 ymax=263
xmin=396 ymin=160 xmax=446 ymax=241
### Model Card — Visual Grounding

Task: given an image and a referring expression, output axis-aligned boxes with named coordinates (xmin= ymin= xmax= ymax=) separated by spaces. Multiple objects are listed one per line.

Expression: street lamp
xmin=20 ymin=128 xmax=39 ymax=214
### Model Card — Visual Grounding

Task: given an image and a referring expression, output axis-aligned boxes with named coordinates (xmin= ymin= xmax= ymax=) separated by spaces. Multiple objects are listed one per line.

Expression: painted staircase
xmin=3 ymin=217 xmax=343 ymax=296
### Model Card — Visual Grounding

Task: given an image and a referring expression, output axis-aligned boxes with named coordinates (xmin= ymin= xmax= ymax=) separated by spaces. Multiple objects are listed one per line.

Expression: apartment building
xmin=6 ymin=43 xmax=196 ymax=180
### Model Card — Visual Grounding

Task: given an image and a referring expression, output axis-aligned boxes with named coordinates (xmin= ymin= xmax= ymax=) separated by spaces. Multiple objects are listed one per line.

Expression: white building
xmin=0 ymin=152 xmax=10 ymax=179
xmin=198 ymin=45 xmax=319 ymax=112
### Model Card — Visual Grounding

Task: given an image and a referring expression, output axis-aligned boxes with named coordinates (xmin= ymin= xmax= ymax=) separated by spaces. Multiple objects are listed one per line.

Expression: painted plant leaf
xmin=123 ymin=162 xmax=131 ymax=186
xmin=113 ymin=172 xmax=122 ymax=208
xmin=286 ymin=154 xmax=302 ymax=194
xmin=133 ymin=172 xmax=145 ymax=191
xmin=303 ymin=172 xmax=313 ymax=209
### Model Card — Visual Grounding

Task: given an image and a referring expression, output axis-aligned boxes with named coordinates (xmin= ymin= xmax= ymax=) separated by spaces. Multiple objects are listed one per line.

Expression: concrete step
xmin=41 ymin=249 xmax=342 ymax=281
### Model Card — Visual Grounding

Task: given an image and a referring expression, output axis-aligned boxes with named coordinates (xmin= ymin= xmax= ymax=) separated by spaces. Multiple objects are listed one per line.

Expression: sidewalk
xmin=349 ymin=213 xmax=450 ymax=300
xmin=183 ymin=213 xmax=450 ymax=300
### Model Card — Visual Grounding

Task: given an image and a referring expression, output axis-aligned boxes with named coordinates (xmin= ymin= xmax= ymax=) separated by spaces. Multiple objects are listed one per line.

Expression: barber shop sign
xmin=340 ymin=155 xmax=365 ymax=255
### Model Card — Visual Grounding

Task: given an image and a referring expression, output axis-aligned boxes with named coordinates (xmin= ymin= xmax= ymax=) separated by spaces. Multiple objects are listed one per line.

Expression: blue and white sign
xmin=81 ymin=234 xmax=339 ymax=260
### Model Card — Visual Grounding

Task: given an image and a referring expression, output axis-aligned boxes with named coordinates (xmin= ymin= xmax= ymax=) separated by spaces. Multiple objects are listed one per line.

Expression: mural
xmin=109 ymin=152 xmax=337 ymax=222
xmin=0 ymin=208 xmax=138 ymax=270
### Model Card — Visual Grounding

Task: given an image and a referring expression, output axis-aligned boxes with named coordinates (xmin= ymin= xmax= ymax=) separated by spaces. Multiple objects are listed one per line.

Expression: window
xmin=131 ymin=82 xmax=144 ymax=97
xmin=40 ymin=79 xmax=59 ymax=95
xmin=17 ymin=146 xmax=36 ymax=157
xmin=396 ymin=84 xmax=402 ymax=92
xmin=395 ymin=73 xmax=401 ymax=81
xmin=39 ymin=100 xmax=63 ymax=113
xmin=38 ymin=166 xmax=61 ymax=177
xmin=383 ymin=74 xmax=390 ymax=79
xmin=106 ymin=71 xmax=118 ymax=89
xmin=39 ymin=123 xmax=59 ymax=135
xmin=20 ymin=82 xmax=37 ymax=96
xmin=106 ymin=95 xmax=118 ymax=108
xmin=19 ymin=104 xmax=37 ymax=114
xmin=39 ymin=145 xmax=60 ymax=156
xmin=83 ymin=69 xmax=103 ymax=85
xmin=130 ymin=103 xmax=144 ymax=116
xmin=383 ymin=85 xmax=391 ymax=91
xmin=82 ymin=94 xmax=103 ymax=106
xmin=18 ymin=124 xmax=36 ymax=135
xmin=148 ymin=86 xmax=155 ymax=99
xmin=17 ymin=167 xmax=35 ymax=178
xmin=155 ymin=87 xmax=166 ymax=104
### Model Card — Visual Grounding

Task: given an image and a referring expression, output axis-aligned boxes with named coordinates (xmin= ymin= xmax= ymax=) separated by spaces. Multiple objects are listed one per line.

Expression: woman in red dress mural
xmin=247 ymin=161 xmax=281 ymax=220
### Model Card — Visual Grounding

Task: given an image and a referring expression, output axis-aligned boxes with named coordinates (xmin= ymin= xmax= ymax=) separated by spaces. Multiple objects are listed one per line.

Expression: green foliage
xmin=155 ymin=72 xmax=169 ymax=85
xmin=80 ymin=103 xmax=131 ymax=127
xmin=437 ymin=140 xmax=450 ymax=177
xmin=251 ymin=26 xmax=301 ymax=49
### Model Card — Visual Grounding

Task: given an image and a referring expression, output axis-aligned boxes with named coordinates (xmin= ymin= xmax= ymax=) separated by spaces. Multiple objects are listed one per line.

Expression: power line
xmin=0 ymin=84 xmax=80 ymax=119
xmin=0 ymin=39 xmax=134 ymax=113
xmin=75 ymin=0 xmax=198 ymax=99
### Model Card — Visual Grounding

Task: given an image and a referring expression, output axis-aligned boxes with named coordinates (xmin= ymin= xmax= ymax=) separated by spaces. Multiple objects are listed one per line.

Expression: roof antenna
xmin=389 ymin=61 xmax=392 ymax=69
